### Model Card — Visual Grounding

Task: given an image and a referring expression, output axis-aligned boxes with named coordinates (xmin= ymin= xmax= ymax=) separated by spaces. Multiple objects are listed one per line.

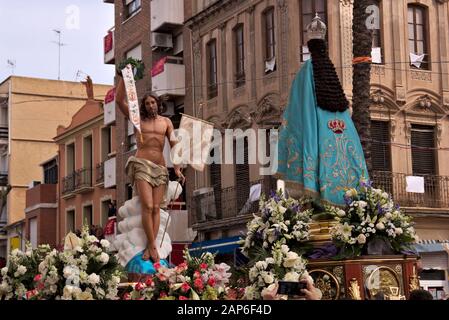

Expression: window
xmin=371 ymin=121 xmax=391 ymax=171
xmin=234 ymin=137 xmax=250 ymax=214
xmin=263 ymin=7 xmax=276 ymax=70
xmin=66 ymin=143 xmax=75 ymax=174
xmin=101 ymin=127 xmax=112 ymax=162
xmin=126 ymin=44 xmax=142 ymax=60
xmin=411 ymin=124 xmax=436 ymax=201
xmin=125 ymin=0 xmax=141 ymax=18
xmin=371 ymin=121 xmax=392 ymax=194
xmin=411 ymin=124 xmax=435 ymax=175
xmin=207 ymin=39 xmax=218 ymax=99
xmin=66 ymin=210 xmax=75 ymax=234
xmin=234 ymin=24 xmax=245 ymax=87
xmin=101 ymin=200 xmax=110 ymax=227
xmin=83 ymin=205 xmax=93 ymax=227
xmin=371 ymin=0 xmax=383 ymax=64
xmin=300 ymin=0 xmax=327 ymax=61
xmin=209 ymin=148 xmax=222 ymax=218
xmin=83 ymin=135 xmax=93 ymax=187
xmin=408 ymin=5 xmax=429 ymax=69
xmin=43 ymin=159 xmax=58 ymax=184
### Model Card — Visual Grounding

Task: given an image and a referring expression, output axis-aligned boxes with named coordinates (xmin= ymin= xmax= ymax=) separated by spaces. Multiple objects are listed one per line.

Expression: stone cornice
xmin=185 ymin=0 xmax=237 ymax=29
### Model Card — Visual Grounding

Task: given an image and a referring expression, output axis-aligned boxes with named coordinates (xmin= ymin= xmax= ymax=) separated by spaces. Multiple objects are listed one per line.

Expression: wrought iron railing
xmin=371 ymin=171 xmax=449 ymax=208
xmin=74 ymin=167 xmax=92 ymax=190
xmin=191 ymin=177 xmax=277 ymax=224
xmin=96 ymin=162 xmax=104 ymax=184
xmin=62 ymin=172 xmax=76 ymax=195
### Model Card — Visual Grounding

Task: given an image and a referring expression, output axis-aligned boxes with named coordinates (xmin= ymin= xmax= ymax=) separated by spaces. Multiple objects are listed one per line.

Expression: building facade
xmin=0 ymin=76 xmax=110 ymax=259
xmin=184 ymin=0 xmax=449 ymax=284
xmin=54 ymin=88 xmax=116 ymax=244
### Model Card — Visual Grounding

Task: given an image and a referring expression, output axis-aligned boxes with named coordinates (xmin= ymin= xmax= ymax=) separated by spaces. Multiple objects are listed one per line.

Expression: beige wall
xmin=3 ymin=76 xmax=111 ymax=226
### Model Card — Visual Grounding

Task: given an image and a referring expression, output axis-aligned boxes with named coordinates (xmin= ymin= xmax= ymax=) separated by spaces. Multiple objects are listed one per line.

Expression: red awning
xmin=151 ymin=56 xmax=167 ymax=77
xmin=104 ymin=31 xmax=113 ymax=54
xmin=104 ymin=87 xmax=115 ymax=104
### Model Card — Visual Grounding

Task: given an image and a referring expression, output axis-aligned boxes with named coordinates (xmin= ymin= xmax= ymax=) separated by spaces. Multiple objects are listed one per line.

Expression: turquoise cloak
xmin=276 ymin=60 xmax=368 ymax=206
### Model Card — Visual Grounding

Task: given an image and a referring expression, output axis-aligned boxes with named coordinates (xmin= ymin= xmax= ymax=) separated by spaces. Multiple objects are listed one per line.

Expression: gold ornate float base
xmin=307 ymin=255 xmax=419 ymax=300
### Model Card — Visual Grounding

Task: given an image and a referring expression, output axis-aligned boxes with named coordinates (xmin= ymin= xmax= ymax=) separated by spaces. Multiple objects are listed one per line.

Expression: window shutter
xmin=210 ymin=148 xmax=222 ymax=218
xmin=235 ymin=138 xmax=250 ymax=213
xmin=371 ymin=120 xmax=391 ymax=171
xmin=411 ymin=124 xmax=435 ymax=175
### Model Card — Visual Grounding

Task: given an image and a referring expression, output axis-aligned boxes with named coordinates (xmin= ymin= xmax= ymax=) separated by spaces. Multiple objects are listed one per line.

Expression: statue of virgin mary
xmin=276 ymin=15 xmax=368 ymax=207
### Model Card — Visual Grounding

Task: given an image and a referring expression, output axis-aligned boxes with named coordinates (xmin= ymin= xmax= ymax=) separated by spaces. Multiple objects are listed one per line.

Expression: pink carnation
xmin=181 ymin=282 xmax=191 ymax=293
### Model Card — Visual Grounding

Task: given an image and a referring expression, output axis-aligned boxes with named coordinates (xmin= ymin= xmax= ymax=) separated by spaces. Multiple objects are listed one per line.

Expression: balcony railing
xmin=96 ymin=162 xmax=104 ymax=184
xmin=75 ymin=167 xmax=92 ymax=191
xmin=191 ymin=177 xmax=277 ymax=224
xmin=371 ymin=171 xmax=449 ymax=209
xmin=62 ymin=172 xmax=76 ymax=195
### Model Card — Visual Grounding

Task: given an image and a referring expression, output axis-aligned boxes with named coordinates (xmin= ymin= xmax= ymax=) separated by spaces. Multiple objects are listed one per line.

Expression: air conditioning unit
xmin=193 ymin=187 xmax=217 ymax=221
xmin=161 ymin=101 xmax=175 ymax=116
xmin=151 ymin=32 xmax=173 ymax=50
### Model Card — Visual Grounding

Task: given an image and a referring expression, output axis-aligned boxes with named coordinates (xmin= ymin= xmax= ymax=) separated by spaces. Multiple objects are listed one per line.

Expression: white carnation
xmin=87 ymin=273 xmax=100 ymax=285
xmin=97 ymin=252 xmax=109 ymax=264
xmin=357 ymin=234 xmax=366 ymax=244
xmin=100 ymin=239 xmax=110 ymax=248
xmin=284 ymin=272 xmax=300 ymax=282
xmin=376 ymin=222 xmax=385 ymax=230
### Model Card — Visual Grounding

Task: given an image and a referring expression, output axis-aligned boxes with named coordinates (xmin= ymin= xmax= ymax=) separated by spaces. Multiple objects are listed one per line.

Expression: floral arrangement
xmin=243 ymin=243 xmax=308 ymax=300
xmin=117 ymin=57 xmax=145 ymax=80
xmin=328 ymin=180 xmax=418 ymax=258
xmin=242 ymin=191 xmax=313 ymax=262
xmin=0 ymin=226 xmax=123 ymax=300
xmin=124 ymin=248 xmax=232 ymax=300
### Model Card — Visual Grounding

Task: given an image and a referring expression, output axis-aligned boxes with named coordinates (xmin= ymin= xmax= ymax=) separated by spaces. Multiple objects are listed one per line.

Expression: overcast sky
xmin=0 ymin=0 xmax=115 ymax=85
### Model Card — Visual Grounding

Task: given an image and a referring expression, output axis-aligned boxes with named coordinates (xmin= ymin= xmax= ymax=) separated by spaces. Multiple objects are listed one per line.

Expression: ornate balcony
xmin=371 ymin=171 xmax=449 ymax=209
xmin=62 ymin=172 xmax=76 ymax=195
xmin=74 ymin=167 xmax=93 ymax=193
xmin=190 ymin=178 xmax=277 ymax=227
xmin=96 ymin=162 xmax=104 ymax=185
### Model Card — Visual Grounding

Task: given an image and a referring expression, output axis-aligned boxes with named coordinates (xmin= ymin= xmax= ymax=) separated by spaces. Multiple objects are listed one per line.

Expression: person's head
xmin=409 ymin=289 xmax=433 ymax=300
xmin=140 ymin=92 xmax=163 ymax=120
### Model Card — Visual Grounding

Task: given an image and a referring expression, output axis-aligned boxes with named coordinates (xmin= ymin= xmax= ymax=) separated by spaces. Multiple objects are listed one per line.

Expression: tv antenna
xmin=52 ymin=29 xmax=68 ymax=80
xmin=7 ymin=59 xmax=16 ymax=75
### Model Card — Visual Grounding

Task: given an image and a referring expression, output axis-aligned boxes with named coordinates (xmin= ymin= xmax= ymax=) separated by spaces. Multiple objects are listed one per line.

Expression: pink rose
xmin=33 ymin=274 xmax=42 ymax=282
xmin=179 ymin=296 xmax=189 ymax=300
xmin=145 ymin=277 xmax=154 ymax=287
xmin=135 ymin=282 xmax=145 ymax=291
xmin=194 ymin=278 xmax=204 ymax=291
xmin=207 ymin=276 xmax=216 ymax=287
xmin=181 ymin=282 xmax=191 ymax=293
xmin=200 ymin=263 xmax=208 ymax=270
